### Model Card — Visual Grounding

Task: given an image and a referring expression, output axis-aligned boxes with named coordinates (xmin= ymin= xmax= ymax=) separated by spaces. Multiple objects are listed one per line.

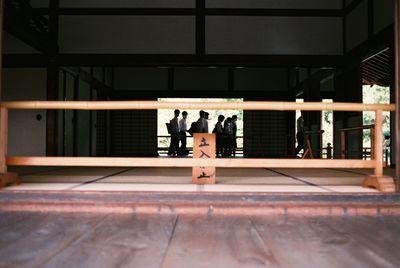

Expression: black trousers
xmin=295 ymin=132 xmax=304 ymax=156
xmin=179 ymin=131 xmax=187 ymax=155
xmin=168 ymin=132 xmax=180 ymax=155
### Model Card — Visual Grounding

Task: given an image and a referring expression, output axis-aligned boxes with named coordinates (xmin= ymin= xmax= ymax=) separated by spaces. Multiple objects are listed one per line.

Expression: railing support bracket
xmin=0 ymin=172 xmax=19 ymax=189
xmin=363 ymin=175 xmax=396 ymax=192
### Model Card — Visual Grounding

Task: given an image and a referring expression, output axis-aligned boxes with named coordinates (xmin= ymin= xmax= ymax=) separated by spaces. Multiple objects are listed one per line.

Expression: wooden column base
xmin=363 ymin=175 xmax=396 ymax=192
xmin=0 ymin=173 xmax=19 ymax=188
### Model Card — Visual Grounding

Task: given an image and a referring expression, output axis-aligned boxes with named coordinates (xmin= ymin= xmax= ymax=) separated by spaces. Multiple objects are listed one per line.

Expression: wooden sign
xmin=192 ymin=133 xmax=216 ymax=184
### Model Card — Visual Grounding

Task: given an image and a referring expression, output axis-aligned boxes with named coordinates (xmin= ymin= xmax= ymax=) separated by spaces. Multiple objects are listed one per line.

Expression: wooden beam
xmin=55 ymin=54 xmax=344 ymax=68
xmin=0 ymin=0 xmax=3 ymax=100
xmin=0 ymin=108 xmax=7 ymax=173
xmin=32 ymin=8 xmax=342 ymax=17
xmin=395 ymin=0 xmax=400 ymax=189
xmin=0 ymin=101 xmax=395 ymax=112
xmin=6 ymin=156 xmax=376 ymax=169
xmin=2 ymin=54 xmax=344 ymax=68
xmin=110 ymin=90 xmax=290 ymax=100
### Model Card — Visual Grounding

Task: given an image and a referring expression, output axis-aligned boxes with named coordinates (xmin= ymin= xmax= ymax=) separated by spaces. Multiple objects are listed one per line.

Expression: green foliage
xmin=362 ymin=85 xmax=391 ymax=147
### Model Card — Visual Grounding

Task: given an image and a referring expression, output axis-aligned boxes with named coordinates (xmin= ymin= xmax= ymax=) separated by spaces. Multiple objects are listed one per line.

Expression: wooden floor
xmin=1 ymin=168 xmax=399 ymax=267
xmin=0 ymin=211 xmax=399 ymax=268
xmin=4 ymin=167 xmax=396 ymax=193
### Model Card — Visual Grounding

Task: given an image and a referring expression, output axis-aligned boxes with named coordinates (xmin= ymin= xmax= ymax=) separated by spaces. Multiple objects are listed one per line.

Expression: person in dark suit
xmin=231 ymin=115 xmax=238 ymax=156
xmin=168 ymin=109 xmax=180 ymax=156
xmin=178 ymin=111 xmax=188 ymax=155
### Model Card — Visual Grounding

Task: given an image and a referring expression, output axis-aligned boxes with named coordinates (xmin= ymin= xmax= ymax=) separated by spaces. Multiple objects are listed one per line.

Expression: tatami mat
xmin=100 ymin=168 xmax=303 ymax=185
xmin=2 ymin=167 xmax=389 ymax=193
xmin=4 ymin=183 xmax=80 ymax=191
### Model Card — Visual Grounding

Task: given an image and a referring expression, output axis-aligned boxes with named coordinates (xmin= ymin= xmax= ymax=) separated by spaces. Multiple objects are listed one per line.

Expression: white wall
xmin=59 ymin=16 xmax=195 ymax=54
xmin=2 ymin=69 xmax=47 ymax=156
xmin=207 ymin=0 xmax=342 ymax=9
xmin=206 ymin=17 xmax=342 ymax=55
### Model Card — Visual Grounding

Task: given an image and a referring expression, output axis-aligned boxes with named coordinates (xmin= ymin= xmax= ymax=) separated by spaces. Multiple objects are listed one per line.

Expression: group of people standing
xmin=167 ymin=109 xmax=238 ymax=157
xmin=167 ymin=109 xmax=189 ymax=156
xmin=213 ymin=114 xmax=238 ymax=157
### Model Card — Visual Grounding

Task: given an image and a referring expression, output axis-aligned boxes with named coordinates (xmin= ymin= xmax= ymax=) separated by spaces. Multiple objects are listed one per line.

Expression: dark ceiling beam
xmin=54 ymin=54 xmax=344 ymax=68
xmin=33 ymin=8 xmax=195 ymax=16
xmin=206 ymin=8 xmax=341 ymax=17
xmin=109 ymin=90 xmax=292 ymax=100
xmin=3 ymin=54 xmax=344 ymax=68
xmin=31 ymin=8 xmax=342 ymax=17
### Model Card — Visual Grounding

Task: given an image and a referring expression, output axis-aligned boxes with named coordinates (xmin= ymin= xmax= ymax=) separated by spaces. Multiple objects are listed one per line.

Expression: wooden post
xmin=363 ymin=110 xmax=395 ymax=192
xmin=340 ymin=131 xmax=346 ymax=159
xmin=370 ymin=127 xmax=375 ymax=160
xmin=0 ymin=107 xmax=18 ymax=187
xmin=192 ymin=133 xmax=216 ymax=184
xmin=0 ymin=107 xmax=7 ymax=174
xmin=395 ymin=0 xmax=400 ymax=191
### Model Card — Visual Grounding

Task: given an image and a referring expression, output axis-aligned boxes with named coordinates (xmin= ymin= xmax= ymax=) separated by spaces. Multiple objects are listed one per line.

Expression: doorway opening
xmin=157 ymin=98 xmax=243 ymax=156
xmin=362 ymin=85 xmax=391 ymax=162
xmin=321 ymin=99 xmax=333 ymax=158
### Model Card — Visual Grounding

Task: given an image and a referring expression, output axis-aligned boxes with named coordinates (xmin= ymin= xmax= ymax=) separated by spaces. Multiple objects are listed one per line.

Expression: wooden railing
xmin=340 ymin=125 xmax=375 ymax=159
xmin=0 ymin=101 xmax=396 ymax=191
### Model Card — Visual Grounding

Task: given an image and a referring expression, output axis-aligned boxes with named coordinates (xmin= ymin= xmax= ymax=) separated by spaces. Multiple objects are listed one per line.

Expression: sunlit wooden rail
xmin=0 ymin=101 xmax=396 ymax=191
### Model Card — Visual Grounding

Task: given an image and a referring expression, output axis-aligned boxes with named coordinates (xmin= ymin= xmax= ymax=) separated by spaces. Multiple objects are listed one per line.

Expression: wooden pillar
xmin=0 ymin=107 xmax=7 ymax=174
xmin=0 ymin=0 xmax=3 ymax=101
xmin=0 ymin=0 xmax=18 ymax=187
xmin=0 ymin=107 xmax=18 ymax=187
xmin=46 ymin=0 xmax=59 ymax=156
xmin=395 ymin=0 xmax=400 ymax=190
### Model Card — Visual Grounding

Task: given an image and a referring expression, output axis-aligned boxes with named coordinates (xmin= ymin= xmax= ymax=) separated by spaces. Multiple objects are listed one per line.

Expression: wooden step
xmin=1 ymin=191 xmax=400 ymax=217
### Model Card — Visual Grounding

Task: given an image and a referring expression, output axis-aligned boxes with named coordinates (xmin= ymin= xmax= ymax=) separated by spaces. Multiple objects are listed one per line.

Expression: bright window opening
xmin=321 ymin=99 xmax=333 ymax=158
xmin=157 ymin=98 xmax=243 ymax=156
xmin=362 ymin=85 xmax=391 ymax=161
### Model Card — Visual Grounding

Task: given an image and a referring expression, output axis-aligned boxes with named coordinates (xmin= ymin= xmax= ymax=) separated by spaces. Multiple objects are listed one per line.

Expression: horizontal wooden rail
xmin=7 ymin=157 xmax=376 ymax=169
xmin=0 ymin=101 xmax=396 ymax=191
xmin=0 ymin=101 xmax=395 ymax=111
xmin=340 ymin=124 xmax=375 ymax=132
